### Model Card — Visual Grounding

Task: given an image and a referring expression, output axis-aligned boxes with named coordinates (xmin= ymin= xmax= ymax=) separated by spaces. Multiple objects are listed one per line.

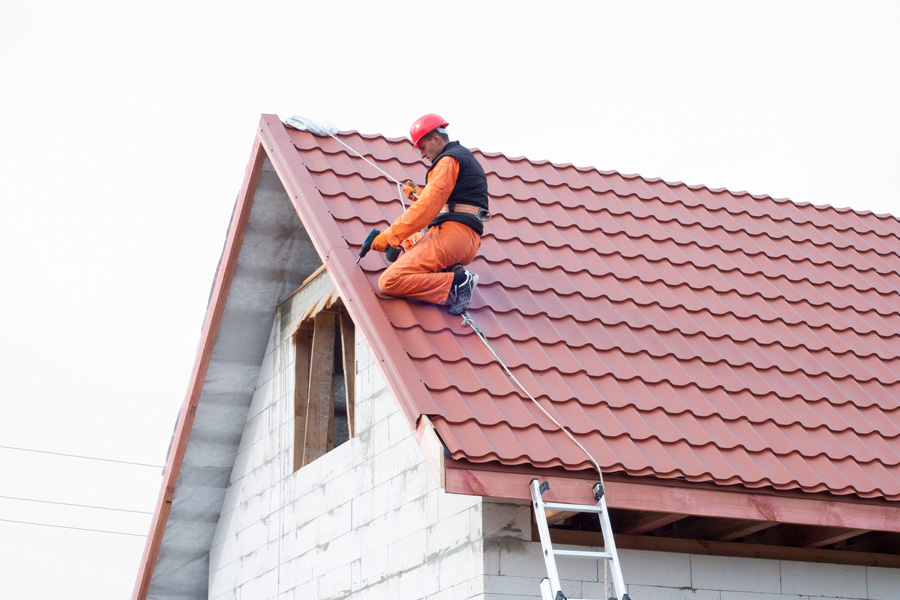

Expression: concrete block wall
xmin=480 ymin=498 xmax=900 ymax=600
xmin=204 ymin=273 xmax=900 ymax=600
xmin=207 ymin=284 xmax=485 ymax=600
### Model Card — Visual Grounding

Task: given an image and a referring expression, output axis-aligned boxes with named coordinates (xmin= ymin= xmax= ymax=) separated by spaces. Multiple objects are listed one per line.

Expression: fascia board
xmin=132 ymin=135 xmax=266 ymax=600
xmin=444 ymin=460 xmax=900 ymax=533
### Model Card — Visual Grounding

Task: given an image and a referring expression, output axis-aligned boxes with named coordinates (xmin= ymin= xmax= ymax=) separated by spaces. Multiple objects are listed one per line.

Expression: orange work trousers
xmin=378 ymin=221 xmax=481 ymax=305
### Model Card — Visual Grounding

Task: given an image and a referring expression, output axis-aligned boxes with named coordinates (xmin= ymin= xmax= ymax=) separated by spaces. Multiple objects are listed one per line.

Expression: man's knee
xmin=378 ymin=269 xmax=401 ymax=296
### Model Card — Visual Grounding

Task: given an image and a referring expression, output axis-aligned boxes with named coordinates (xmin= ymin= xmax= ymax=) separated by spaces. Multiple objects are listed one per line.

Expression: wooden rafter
xmin=545 ymin=510 xmax=578 ymax=525
xmin=800 ymin=527 xmax=870 ymax=549
xmin=673 ymin=517 xmax=779 ymax=542
xmin=614 ymin=511 xmax=684 ymax=535
xmin=754 ymin=524 xmax=871 ymax=549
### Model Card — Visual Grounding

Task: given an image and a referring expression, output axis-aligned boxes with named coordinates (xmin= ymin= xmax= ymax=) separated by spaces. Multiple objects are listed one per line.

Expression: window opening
xmin=292 ymin=307 xmax=355 ymax=471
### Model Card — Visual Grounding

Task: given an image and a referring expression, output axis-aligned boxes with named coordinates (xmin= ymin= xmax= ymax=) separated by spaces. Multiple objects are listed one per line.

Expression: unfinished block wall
xmin=206 ymin=275 xmax=485 ymax=600
xmin=481 ymin=500 xmax=900 ymax=600
xmin=204 ymin=275 xmax=900 ymax=600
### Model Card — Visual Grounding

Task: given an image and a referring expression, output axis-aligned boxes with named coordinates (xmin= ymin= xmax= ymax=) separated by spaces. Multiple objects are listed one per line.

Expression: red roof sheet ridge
xmin=434 ymin=422 xmax=897 ymax=499
xmin=470 ymin=258 xmax=900 ymax=336
xmin=435 ymin=413 xmax=900 ymax=468
xmin=477 ymin=145 xmax=900 ymax=231
xmin=315 ymin=132 xmax=900 ymax=254
xmin=480 ymin=227 xmax=900 ymax=311
xmin=283 ymin=121 xmax=900 ymax=502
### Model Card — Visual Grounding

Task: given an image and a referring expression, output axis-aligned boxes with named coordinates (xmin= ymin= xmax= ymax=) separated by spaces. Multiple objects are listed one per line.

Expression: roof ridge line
xmin=484 ymin=182 xmax=900 ymax=248
xmin=311 ymin=128 xmax=900 ymax=227
xmin=474 ymin=148 xmax=900 ymax=228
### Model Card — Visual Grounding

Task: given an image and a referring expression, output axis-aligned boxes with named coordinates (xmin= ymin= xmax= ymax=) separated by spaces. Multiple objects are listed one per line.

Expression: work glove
xmin=358 ymin=228 xmax=400 ymax=264
xmin=371 ymin=231 xmax=389 ymax=252
xmin=402 ymin=180 xmax=422 ymax=201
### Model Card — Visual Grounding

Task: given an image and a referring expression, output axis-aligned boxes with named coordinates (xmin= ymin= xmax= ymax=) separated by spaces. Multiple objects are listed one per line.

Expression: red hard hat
xmin=409 ymin=113 xmax=449 ymax=147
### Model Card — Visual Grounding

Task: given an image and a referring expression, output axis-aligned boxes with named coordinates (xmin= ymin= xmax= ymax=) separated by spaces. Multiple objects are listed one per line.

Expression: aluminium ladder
xmin=530 ymin=479 xmax=630 ymax=600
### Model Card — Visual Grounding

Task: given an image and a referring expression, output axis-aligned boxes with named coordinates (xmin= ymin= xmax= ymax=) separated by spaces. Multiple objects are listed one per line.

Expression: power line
xmin=0 ymin=445 xmax=164 ymax=469
xmin=0 ymin=518 xmax=146 ymax=537
xmin=0 ymin=494 xmax=154 ymax=515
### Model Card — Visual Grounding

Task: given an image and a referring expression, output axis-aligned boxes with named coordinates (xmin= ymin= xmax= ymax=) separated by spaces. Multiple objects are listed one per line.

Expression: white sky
xmin=1 ymin=1 xmax=898 ymax=598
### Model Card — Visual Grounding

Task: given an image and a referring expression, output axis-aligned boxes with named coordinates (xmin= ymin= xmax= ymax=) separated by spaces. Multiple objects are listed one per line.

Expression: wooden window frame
xmin=292 ymin=308 xmax=356 ymax=471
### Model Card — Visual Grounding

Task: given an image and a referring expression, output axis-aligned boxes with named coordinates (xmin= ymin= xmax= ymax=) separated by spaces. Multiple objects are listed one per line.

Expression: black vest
xmin=426 ymin=141 xmax=489 ymax=235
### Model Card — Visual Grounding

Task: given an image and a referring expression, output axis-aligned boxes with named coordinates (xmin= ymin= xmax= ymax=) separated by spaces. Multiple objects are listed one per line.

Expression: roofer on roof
xmin=368 ymin=113 xmax=489 ymax=315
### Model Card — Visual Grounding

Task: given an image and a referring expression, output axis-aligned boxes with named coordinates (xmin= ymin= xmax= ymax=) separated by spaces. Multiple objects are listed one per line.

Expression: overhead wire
xmin=0 ymin=494 xmax=153 ymax=515
xmin=0 ymin=444 xmax=164 ymax=469
xmin=0 ymin=447 xmax=160 ymax=537
xmin=0 ymin=518 xmax=146 ymax=538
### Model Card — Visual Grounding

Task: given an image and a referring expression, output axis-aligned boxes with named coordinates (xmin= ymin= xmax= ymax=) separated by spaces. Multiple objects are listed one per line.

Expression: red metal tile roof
xmin=283 ymin=121 xmax=900 ymax=502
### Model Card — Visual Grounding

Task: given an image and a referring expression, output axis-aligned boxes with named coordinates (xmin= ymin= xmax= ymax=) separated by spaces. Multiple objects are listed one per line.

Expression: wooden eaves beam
xmin=443 ymin=461 xmax=900 ymax=534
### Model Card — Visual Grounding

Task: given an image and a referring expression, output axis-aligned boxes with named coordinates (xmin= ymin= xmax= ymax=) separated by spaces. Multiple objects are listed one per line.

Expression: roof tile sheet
xmin=286 ymin=125 xmax=900 ymax=501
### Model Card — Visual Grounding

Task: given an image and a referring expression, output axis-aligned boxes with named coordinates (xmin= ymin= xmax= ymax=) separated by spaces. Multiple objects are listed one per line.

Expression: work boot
xmin=443 ymin=263 xmax=466 ymax=275
xmin=447 ymin=271 xmax=479 ymax=315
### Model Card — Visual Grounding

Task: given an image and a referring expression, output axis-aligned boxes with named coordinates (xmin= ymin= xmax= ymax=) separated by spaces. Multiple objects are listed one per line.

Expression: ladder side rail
xmin=539 ymin=578 xmax=554 ymax=600
xmin=595 ymin=491 xmax=629 ymax=599
xmin=530 ymin=479 xmax=564 ymax=599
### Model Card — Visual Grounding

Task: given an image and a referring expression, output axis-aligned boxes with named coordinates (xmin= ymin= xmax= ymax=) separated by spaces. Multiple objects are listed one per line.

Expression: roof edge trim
xmin=132 ymin=135 xmax=267 ymax=600
xmin=416 ymin=415 xmax=446 ymax=489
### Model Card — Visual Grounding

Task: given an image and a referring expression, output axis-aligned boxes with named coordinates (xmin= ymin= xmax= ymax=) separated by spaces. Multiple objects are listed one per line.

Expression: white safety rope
xmin=314 ymin=119 xmax=604 ymax=485
xmin=460 ymin=312 xmax=605 ymax=484
xmin=323 ymin=130 xmax=410 ymax=213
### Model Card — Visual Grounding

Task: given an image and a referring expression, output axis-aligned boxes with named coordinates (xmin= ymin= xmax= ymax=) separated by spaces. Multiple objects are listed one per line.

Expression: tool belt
xmin=439 ymin=203 xmax=491 ymax=221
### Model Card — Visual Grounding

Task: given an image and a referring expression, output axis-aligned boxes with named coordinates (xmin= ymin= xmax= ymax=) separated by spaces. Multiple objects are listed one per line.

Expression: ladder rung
xmin=553 ymin=549 xmax=613 ymax=560
xmin=543 ymin=501 xmax=604 ymax=513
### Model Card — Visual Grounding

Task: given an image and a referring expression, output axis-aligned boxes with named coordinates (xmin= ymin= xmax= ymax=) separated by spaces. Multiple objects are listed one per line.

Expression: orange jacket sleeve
xmin=384 ymin=156 xmax=459 ymax=246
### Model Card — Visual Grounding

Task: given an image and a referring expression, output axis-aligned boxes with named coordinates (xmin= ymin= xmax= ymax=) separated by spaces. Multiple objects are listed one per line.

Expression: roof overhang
xmin=416 ymin=413 xmax=900 ymax=566
xmin=443 ymin=458 xmax=900 ymax=533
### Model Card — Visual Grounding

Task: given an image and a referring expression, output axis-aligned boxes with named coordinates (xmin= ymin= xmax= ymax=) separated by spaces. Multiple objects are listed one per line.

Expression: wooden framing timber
xmin=444 ymin=460 xmax=900 ymax=534
xmin=416 ymin=416 xmax=446 ymax=490
xmin=537 ymin=526 xmax=900 ymax=568
xmin=292 ymin=322 xmax=313 ymax=472
xmin=303 ymin=311 xmax=337 ymax=465
xmin=288 ymin=285 xmax=358 ymax=472
xmin=615 ymin=511 xmax=684 ymax=536
xmin=668 ymin=517 xmax=779 ymax=542
xmin=340 ymin=313 xmax=356 ymax=439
